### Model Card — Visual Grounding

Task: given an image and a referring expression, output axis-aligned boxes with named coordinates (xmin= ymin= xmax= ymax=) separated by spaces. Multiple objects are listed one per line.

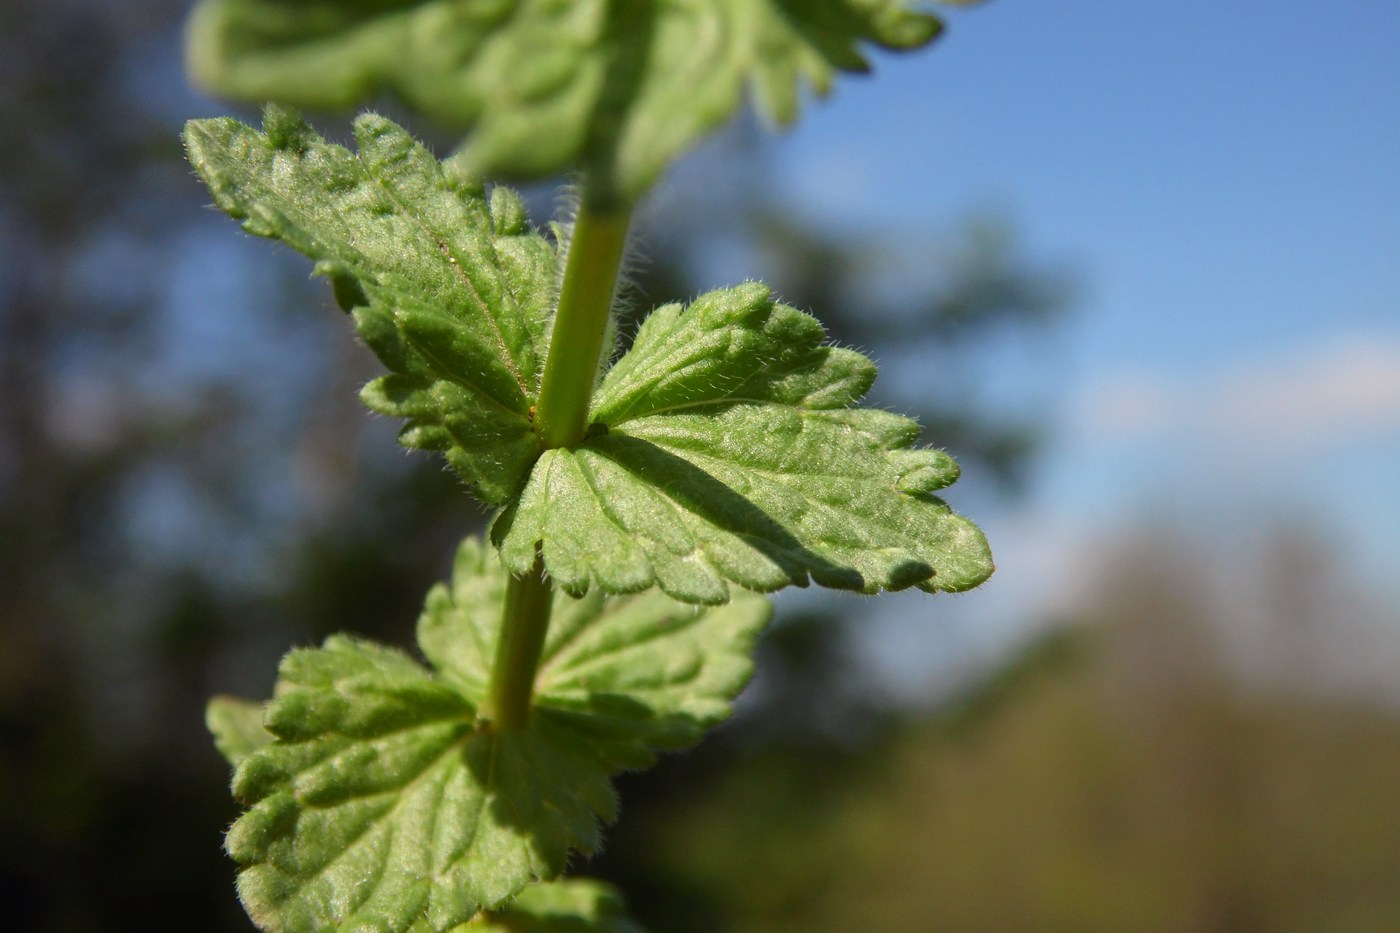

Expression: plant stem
xmin=533 ymin=195 xmax=632 ymax=449
xmin=487 ymin=188 xmax=632 ymax=729
xmin=487 ymin=549 xmax=553 ymax=730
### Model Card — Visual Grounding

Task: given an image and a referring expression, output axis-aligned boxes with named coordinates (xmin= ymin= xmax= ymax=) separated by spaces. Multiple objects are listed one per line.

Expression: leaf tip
xmin=729 ymin=279 xmax=774 ymax=311
xmin=261 ymin=103 xmax=310 ymax=151
xmin=206 ymin=695 xmax=271 ymax=768
xmin=489 ymin=185 xmax=531 ymax=236
xmin=351 ymin=109 xmax=409 ymax=154
xmin=920 ymin=517 xmax=995 ymax=593
xmin=180 ymin=116 xmax=231 ymax=171
xmin=873 ymin=9 xmax=946 ymax=50
xmin=893 ymin=448 xmax=962 ymax=494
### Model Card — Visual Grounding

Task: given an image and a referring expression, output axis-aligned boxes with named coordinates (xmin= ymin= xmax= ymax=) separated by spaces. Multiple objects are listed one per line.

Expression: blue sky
xmin=741 ymin=0 xmax=1400 ymax=690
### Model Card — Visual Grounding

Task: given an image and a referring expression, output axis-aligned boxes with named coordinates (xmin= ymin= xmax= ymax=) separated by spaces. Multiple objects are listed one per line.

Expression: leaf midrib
xmin=361 ymin=163 xmax=530 ymax=398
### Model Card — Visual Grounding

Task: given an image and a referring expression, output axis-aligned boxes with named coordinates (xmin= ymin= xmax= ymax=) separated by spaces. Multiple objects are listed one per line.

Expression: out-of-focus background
xmin=3 ymin=1 xmax=1398 ymax=930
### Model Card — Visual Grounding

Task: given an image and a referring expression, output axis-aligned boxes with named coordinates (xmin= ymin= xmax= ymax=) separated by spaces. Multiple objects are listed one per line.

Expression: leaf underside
xmin=184 ymin=106 xmax=555 ymax=505
xmin=496 ymin=282 xmax=994 ymax=604
xmin=208 ymin=694 xmax=275 ymax=765
xmin=213 ymin=537 xmax=767 ymax=932
xmin=187 ymin=0 xmax=947 ymax=198
xmin=187 ymin=110 xmax=992 ymax=605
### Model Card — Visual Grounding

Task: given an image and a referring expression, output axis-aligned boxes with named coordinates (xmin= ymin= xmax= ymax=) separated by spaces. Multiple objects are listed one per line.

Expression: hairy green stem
xmin=488 ymin=190 xmax=632 ymax=729
xmin=486 ymin=549 xmax=553 ymax=730
xmin=533 ymin=196 xmax=632 ymax=449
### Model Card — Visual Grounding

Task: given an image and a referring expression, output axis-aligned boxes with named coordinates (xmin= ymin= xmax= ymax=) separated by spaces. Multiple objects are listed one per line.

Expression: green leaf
xmin=459 ymin=878 xmax=645 ymax=933
xmin=183 ymin=107 xmax=554 ymax=505
xmin=208 ymin=695 xmax=274 ymax=766
xmin=214 ymin=537 xmax=766 ymax=932
xmin=495 ymin=282 xmax=993 ymax=604
xmin=187 ymin=0 xmax=947 ymax=199
xmin=420 ymin=538 xmax=771 ymax=767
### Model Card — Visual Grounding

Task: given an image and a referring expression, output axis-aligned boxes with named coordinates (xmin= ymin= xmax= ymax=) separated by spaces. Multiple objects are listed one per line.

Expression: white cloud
xmin=1077 ymin=334 xmax=1400 ymax=452
xmin=1078 ymin=371 xmax=1181 ymax=437
xmin=1215 ymin=339 xmax=1400 ymax=446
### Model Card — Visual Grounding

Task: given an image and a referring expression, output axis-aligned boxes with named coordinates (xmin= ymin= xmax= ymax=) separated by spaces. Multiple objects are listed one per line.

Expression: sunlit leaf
xmin=495 ymin=283 xmax=993 ymax=603
xmin=208 ymin=695 xmax=273 ymax=766
xmin=184 ymin=107 xmax=553 ymax=504
xmin=210 ymin=537 xmax=766 ymax=931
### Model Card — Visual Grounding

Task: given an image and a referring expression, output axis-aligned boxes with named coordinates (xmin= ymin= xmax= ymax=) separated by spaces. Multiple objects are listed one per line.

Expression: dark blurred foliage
xmin=0 ymin=2 xmax=1064 ymax=930
xmin=0 ymin=3 xmax=481 ymax=928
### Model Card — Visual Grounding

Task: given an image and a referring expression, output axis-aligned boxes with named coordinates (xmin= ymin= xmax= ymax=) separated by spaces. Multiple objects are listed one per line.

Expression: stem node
xmin=487 ymin=187 xmax=633 ymax=730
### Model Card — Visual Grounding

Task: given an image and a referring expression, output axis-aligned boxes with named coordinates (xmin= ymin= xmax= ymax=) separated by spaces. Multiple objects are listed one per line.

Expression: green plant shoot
xmin=187 ymin=2 xmax=993 ymax=930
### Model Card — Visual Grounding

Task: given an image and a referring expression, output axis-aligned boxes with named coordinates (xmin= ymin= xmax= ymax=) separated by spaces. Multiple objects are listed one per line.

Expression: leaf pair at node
xmin=209 ymin=537 xmax=765 ymax=932
xmin=184 ymin=109 xmax=993 ymax=605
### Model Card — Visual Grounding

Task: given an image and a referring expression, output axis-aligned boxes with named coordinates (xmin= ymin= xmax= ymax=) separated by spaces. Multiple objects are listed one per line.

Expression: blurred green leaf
xmin=207 ymin=696 xmax=274 ymax=766
xmin=187 ymin=0 xmax=946 ymax=198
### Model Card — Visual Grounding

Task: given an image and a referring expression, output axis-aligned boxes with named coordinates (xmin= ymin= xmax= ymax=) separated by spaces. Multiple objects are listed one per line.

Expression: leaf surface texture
xmin=187 ymin=112 xmax=992 ymax=605
xmin=184 ymin=107 xmax=553 ymax=504
xmin=211 ymin=538 xmax=766 ymax=931
xmin=495 ymin=283 xmax=994 ymax=603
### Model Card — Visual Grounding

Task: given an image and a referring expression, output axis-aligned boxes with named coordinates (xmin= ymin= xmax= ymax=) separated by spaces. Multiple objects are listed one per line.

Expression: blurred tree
xmin=0 ymin=3 xmax=479 ymax=928
xmin=608 ymin=532 xmax=1400 ymax=933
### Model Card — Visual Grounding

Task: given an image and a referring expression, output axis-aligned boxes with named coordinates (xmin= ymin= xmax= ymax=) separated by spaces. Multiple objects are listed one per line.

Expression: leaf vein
xmin=358 ymin=151 xmax=528 ymax=396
